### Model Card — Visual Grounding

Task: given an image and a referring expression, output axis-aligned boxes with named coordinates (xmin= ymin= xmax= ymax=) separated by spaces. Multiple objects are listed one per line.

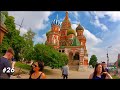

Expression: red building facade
xmin=46 ymin=11 xmax=88 ymax=70
xmin=0 ymin=13 xmax=8 ymax=44
xmin=115 ymin=54 xmax=120 ymax=68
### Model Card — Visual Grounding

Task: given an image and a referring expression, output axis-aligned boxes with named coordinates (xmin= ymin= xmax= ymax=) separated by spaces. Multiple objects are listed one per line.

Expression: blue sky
xmin=8 ymin=11 xmax=120 ymax=63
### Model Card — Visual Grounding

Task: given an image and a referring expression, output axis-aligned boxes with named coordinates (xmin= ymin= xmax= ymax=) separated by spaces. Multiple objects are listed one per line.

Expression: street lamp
xmin=107 ymin=46 xmax=112 ymax=67
xmin=112 ymin=49 xmax=119 ymax=68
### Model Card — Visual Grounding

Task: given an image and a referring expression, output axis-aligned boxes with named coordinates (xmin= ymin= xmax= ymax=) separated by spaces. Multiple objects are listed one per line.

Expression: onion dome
xmin=67 ymin=28 xmax=76 ymax=35
xmin=76 ymin=23 xmax=84 ymax=31
xmin=51 ymin=14 xmax=61 ymax=26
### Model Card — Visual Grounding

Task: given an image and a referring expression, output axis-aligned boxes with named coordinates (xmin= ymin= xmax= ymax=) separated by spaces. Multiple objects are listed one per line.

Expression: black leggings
xmin=63 ymin=74 xmax=68 ymax=79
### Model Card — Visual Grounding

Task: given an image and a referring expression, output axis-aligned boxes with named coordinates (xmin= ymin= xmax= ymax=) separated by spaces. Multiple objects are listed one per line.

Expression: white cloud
xmin=69 ymin=11 xmax=79 ymax=20
xmin=16 ymin=25 xmax=27 ymax=36
xmin=34 ymin=34 xmax=47 ymax=44
xmin=83 ymin=28 xmax=103 ymax=62
xmin=106 ymin=12 xmax=120 ymax=22
xmin=84 ymin=11 xmax=91 ymax=17
xmin=102 ymin=25 xmax=120 ymax=62
xmin=35 ymin=23 xmax=48 ymax=30
xmin=8 ymin=11 xmax=53 ymax=33
xmin=71 ymin=23 xmax=103 ymax=62
xmin=90 ymin=15 xmax=108 ymax=31
xmin=92 ymin=11 xmax=105 ymax=18
xmin=91 ymin=11 xmax=120 ymax=22
xmin=73 ymin=11 xmax=79 ymax=19
xmin=87 ymin=24 xmax=120 ymax=63
xmin=71 ymin=23 xmax=102 ymax=47
xmin=84 ymin=29 xmax=102 ymax=47
xmin=71 ymin=24 xmax=78 ymax=30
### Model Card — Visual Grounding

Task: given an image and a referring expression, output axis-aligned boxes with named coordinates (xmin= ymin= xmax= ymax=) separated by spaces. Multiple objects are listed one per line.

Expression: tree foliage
xmin=33 ymin=44 xmax=68 ymax=68
xmin=0 ymin=11 xmax=25 ymax=60
xmin=22 ymin=29 xmax=35 ymax=61
xmin=89 ymin=55 xmax=98 ymax=68
xmin=0 ymin=12 xmax=68 ymax=69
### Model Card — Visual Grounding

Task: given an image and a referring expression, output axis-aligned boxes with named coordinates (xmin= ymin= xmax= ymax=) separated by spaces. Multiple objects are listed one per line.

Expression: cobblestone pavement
xmin=10 ymin=67 xmax=94 ymax=79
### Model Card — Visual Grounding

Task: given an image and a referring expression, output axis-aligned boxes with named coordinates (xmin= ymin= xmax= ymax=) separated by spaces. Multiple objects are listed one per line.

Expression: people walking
xmin=61 ymin=63 xmax=69 ymax=79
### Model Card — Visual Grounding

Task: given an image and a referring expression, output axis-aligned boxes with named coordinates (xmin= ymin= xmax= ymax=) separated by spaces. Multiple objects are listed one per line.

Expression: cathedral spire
xmin=65 ymin=11 xmax=69 ymax=20
xmin=76 ymin=23 xmax=84 ymax=30
xmin=78 ymin=22 xmax=80 ymax=25
xmin=61 ymin=11 xmax=71 ymax=30
xmin=56 ymin=14 xmax=58 ymax=19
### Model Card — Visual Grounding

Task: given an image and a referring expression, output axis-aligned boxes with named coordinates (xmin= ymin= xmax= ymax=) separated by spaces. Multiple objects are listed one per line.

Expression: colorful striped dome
xmin=51 ymin=19 xmax=61 ymax=26
xmin=51 ymin=14 xmax=61 ymax=26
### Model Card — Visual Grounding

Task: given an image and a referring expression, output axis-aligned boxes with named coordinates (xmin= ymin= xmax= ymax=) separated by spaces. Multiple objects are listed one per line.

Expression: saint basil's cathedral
xmin=45 ymin=11 xmax=88 ymax=70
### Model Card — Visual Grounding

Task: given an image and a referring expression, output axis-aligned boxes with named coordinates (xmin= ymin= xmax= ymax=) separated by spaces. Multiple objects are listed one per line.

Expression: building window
xmin=59 ymin=50 xmax=61 ymax=52
xmin=62 ymin=50 xmax=65 ymax=53
xmin=81 ymin=42 xmax=83 ymax=45
xmin=73 ymin=52 xmax=79 ymax=60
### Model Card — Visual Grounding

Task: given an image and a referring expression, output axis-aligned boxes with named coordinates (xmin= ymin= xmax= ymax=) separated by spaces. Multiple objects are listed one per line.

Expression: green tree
xmin=33 ymin=44 xmax=68 ymax=68
xmin=0 ymin=12 xmax=27 ymax=61
xmin=0 ymin=11 xmax=25 ymax=60
xmin=89 ymin=55 xmax=98 ymax=68
xmin=11 ymin=33 xmax=26 ymax=61
xmin=22 ymin=29 xmax=36 ymax=61
xmin=0 ymin=12 xmax=16 ymax=51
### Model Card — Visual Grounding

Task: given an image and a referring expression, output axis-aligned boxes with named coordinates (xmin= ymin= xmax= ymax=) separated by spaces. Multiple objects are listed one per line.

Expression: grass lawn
xmin=15 ymin=61 xmax=31 ymax=70
xmin=112 ymin=75 xmax=120 ymax=79
xmin=15 ymin=61 xmax=53 ymax=75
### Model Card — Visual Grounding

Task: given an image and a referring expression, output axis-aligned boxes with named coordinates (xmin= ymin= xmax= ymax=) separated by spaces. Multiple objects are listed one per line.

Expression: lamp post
xmin=107 ymin=46 xmax=112 ymax=67
xmin=113 ymin=49 xmax=119 ymax=68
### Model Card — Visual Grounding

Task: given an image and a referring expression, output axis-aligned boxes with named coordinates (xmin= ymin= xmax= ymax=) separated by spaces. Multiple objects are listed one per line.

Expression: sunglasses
xmin=31 ymin=64 xmax=37 ymax=68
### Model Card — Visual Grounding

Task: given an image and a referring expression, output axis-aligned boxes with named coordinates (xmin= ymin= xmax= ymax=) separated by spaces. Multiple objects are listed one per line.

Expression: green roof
xmin=71 ymin=37 xmax=80 ymax=46
xmin=67 ymin=29 xmax=75 ymax=35
xmin=60 ymin=46 xmax=65 ymax=49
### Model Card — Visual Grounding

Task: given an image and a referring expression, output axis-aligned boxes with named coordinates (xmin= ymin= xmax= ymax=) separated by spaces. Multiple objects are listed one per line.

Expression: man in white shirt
xmin=62 ymin=63 xmax=69 ymax=79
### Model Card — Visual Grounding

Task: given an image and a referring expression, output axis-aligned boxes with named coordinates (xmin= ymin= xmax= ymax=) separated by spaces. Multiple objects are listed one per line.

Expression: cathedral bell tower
xmin=60 ymin=11 xmax=72 ymax=46
xmin=76 ymin=23 xmax=86 ymax=49
xmin=76 ymin=24 xmax=88 ymax=65
xmin=46 ymin=15 xmax=61 ymax=49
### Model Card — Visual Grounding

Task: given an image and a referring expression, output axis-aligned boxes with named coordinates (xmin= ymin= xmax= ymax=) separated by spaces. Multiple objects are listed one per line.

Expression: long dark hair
xmin=93 ymin=63 xmax=106 ymax=79
xmin=29 ymin=61 xmax=44 ymax=75
xmin=29 ymin=62 xmax=35 ymax=75
xmin=38 ymin=61 xmax=44 ymax=71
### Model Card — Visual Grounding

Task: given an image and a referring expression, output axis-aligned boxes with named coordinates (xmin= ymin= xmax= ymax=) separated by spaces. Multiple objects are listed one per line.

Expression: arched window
xmin=81 ymin=42 xmax=83 ymax=45
xmin=59 ymin=50 xmax=61 ymax=52
xmin=62 ymin=50 xmax=65 ymax=53
xmin=74 ymin=52 xmax=79 ymax=60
